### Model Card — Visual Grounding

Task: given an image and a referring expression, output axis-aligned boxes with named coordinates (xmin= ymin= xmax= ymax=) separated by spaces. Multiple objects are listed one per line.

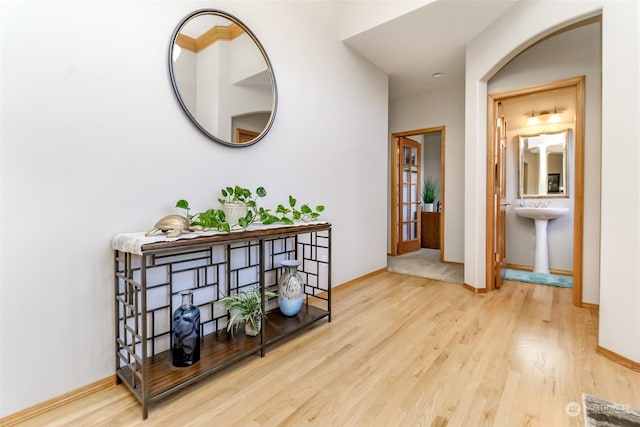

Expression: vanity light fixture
xmin=526 ymin=109 xmax=540 ymax=126
xmin=547 ymin=107 xmax=562 ymax=123
xmin=526 ymin=107 xmax=562 ymax=126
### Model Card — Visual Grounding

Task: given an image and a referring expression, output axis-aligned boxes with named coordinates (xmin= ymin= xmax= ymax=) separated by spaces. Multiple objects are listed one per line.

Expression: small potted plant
xmin=177 ymin=185 xmax=271 ymax=233
xmin=422 ymin=178 xmax=438 ymax=212
xmin=219 ymin=289 xmax=276 ymax=336
xmin=218 ymin=185 xmax=267 ymax=230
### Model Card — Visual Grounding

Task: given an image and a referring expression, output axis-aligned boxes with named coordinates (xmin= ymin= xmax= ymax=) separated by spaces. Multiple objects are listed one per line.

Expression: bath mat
xmin=504 ymin=269 xmax=573 ymax=288
xmin=582 ymin=393 xmax=640 ymax=426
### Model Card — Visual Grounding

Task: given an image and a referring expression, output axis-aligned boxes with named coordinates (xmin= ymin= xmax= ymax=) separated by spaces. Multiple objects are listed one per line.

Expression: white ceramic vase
xmin=278 ymin=260 xmax=304 ymax=317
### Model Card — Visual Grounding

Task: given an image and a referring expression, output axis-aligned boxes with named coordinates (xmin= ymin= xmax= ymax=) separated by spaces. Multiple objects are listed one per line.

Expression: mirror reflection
xmin=519 ymin=130 xmax=569 ymax=198
xmin=169 ymin=10 xmax=277 ymax=147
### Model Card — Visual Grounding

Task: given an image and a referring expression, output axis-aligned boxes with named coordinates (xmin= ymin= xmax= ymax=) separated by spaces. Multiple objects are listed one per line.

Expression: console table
xmin=112 ymin=223 xmax=331 ymax=418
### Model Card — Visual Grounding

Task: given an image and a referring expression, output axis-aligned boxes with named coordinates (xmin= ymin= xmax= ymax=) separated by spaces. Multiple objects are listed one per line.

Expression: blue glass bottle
xmin=172 ymin=290 xmax=200 ymax=367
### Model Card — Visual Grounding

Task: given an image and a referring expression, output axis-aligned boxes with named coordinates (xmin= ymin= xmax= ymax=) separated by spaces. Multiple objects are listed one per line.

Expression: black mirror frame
xmin=168 ymin=9 xmax=278 ymax=147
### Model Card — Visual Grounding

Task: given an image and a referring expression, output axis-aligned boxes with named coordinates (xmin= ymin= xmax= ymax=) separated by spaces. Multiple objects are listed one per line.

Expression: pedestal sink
xmin=514 ymin=207 xmax=569 ymax=274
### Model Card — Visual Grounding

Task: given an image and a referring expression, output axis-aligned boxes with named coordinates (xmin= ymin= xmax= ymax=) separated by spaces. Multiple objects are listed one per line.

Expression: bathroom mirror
xmin=518 ymin=129 xmax=569 ymax=198
xmin=169 ymin=10 xmax=277 ymax=147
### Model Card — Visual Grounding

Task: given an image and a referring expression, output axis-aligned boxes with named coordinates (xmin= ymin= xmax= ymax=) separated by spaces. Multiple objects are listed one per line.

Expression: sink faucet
xmin=535 ymin=201 xmax=551 ymax=208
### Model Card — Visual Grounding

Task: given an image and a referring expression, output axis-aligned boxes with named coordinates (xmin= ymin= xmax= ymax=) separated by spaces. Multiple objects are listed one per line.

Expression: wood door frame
xmin=494 ymin=106 xmax=507 ymax=289
xmin=390 ymin=126 xmax=446 ymax=258
xmin=486 ymin=76 xmax=585 ymax=306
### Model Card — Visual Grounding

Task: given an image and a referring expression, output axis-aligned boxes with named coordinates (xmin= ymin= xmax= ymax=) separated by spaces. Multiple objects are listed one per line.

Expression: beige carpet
xmin=387 ymin=248 xmax=464 ymax=284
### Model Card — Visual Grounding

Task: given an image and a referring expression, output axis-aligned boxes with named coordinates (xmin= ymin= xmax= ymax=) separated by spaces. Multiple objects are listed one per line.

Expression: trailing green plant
xmin=218 ymin=185 xmax=266 ymax=206
xmin=176 ymin=185 xmax=266 ymax=232
xmin=422 ymin=178 xmax=438 ymax=204
xmin=175 ymin=186 xmax=325 ymax=233
xmin=275 ymin=195 xmax=325 ymax=225
xmin=175 ymin=200 xmax=230 ymax=232
xmin=219 ymin=290 xmax=276 ymax=335
xmin=219 ymin=185 xmax=269 ymax=230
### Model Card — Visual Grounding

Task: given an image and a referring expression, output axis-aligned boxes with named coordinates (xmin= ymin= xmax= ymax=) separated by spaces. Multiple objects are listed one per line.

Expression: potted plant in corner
xmin=220 ymin=289 xmax=276 ymax=336
xmin=422 ymin=178 xmax=437 ymax=212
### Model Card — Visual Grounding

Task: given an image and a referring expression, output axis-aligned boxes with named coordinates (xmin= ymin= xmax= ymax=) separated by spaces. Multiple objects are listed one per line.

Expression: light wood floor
xmin=14 ymin=272 xmax=640 ymax=426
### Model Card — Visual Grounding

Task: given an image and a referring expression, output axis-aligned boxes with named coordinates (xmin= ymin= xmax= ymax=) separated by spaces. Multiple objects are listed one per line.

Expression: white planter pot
xmin=222 ymin=202 xmax=248 ymax=229
xmin=244 ymin=318 xmax=261 ymax=337
xmin=423 ymin=203 xmax=435 ymax=212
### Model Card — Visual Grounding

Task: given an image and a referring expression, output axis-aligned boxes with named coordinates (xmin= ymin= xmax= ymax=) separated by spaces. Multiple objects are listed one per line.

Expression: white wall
xmin=173 ymin=50 xmax=197 ymax=113
xmin=465 ymin=0 xmax=640 ymax=362
xmin=423 ymin=131 xmax=441 ymax=199
xmin=598 ymin=0 xmax=640 ymax=365
xmin=489 ymin=21 xmax=602 ymax=302
xmin=229 ymin=33 xmax=268 ymax=84
xmin=389 ymin=83 xmax=464 ymax=263
xmin=198 ymin=40 xmax=224 ymax=136
xmin=0 ymin=0 xmax=389 ymax=416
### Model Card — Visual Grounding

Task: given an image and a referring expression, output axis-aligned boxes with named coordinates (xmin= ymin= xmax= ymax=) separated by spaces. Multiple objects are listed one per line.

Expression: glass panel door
xmin=397 ymin=137 xmax=421 ymax=254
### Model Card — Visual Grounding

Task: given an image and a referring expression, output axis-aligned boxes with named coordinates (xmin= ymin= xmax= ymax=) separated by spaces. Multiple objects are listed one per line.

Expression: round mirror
xmin=169 ymin=10 xmax=277 ymax=147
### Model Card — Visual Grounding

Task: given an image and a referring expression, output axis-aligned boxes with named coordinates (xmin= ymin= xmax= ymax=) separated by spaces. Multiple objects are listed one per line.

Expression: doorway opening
xmin=389 ymin=126 xmax=462 ymax=282
xmin=486 ymin=76 xmax=585 ymax=305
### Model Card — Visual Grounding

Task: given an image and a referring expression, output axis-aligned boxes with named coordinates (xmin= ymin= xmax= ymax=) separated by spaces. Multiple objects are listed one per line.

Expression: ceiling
xmin=343 ymin=0 xmax=519 ymax=99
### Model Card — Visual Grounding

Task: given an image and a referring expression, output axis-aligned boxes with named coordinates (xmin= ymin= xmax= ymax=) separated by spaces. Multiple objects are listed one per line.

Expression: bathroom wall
xmin=504 ymin=123 xmax=575 ymax=272
xmin=0 ymin=0 xmax=389 ymax=416
xmin=488 ymin=20 xmax=601 ymax=299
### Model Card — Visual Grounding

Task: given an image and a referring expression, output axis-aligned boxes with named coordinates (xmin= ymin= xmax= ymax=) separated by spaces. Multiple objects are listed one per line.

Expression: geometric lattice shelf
xmin=113 ymin=223 xmax=331 ymax=418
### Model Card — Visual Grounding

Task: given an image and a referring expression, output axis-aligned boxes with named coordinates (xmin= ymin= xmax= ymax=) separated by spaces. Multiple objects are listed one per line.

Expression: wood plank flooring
xmin=13 ymin=272 xmax=640 ymax=426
